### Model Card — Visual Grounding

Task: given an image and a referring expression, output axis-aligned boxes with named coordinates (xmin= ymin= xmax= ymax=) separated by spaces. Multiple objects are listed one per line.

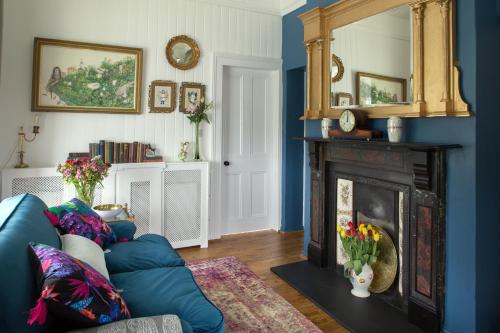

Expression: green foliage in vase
xmin=338 ymin=222 xmax=381 ymax=275
xmin=52 ymin=57 xmax=136 ymax=108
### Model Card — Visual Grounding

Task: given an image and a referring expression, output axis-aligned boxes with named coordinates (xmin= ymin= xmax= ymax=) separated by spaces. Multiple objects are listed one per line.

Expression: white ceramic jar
xmin=387 ymin=116 xmax=404 ymax=143
xmin=321 ymin=118 xmax=333 ymax=139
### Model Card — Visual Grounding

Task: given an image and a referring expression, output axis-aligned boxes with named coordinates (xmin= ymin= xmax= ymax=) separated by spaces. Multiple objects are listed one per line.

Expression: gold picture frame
xmin=166 ymin=35 xmax=200 ymax=71
xmin=179 ymin=82 xmax=205 ymax=114
xmin=32 ymin=37 xmax=143 ymax=114
xmin=335 ymin=92 xmax=353 ymax=106
xmin=356 ymin=72 xmax=407 ymax=106
xmin=148 ymin=80 xmax=177 ymax=113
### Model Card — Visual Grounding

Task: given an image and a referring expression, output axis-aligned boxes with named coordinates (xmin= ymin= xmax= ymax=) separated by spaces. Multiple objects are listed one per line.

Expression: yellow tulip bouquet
xmin=337 ymin=221 xmax=381 ymax=276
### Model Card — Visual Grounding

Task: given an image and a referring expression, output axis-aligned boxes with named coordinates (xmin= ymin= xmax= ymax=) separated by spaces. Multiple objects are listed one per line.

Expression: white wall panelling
xmin=1 ymin=162 xmax=209 ymax=249
xmin=0 ymin=0 xmax=282 ymax=169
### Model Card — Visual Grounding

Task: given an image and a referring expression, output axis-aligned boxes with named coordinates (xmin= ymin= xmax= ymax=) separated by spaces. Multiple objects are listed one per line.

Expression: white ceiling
xmin=199 ymin=0 xmax=306 ymax=16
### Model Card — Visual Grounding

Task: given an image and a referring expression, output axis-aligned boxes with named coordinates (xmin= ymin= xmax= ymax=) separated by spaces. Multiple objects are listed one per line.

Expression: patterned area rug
xmin=186 ymin=256 xmax=322 ymax=333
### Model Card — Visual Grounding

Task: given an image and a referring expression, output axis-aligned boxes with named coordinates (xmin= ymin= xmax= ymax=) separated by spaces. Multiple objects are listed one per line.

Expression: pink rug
xmin=186 ymin=256 xmax=322 ymax=333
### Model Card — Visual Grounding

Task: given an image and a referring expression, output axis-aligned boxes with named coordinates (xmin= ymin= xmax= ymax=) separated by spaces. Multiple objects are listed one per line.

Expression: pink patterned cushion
xmin=28 ymin=243 xmax=130 ymax=329
xmin=44 ymin=198 xmax=116 ymax=248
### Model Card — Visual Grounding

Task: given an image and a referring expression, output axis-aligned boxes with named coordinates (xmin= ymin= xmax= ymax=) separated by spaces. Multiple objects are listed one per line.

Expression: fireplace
xmin=275 ymin=138 xmax=460 ymax=333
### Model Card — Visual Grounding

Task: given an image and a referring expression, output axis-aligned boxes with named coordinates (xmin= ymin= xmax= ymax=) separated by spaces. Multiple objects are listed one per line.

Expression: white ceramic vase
xmin=321 ymin=118 xmax=332 ymax=139
xmin=349 ymin=264 xmax=374 ymax=298
xmin=387 ymin=116 xmax=404 ymax=143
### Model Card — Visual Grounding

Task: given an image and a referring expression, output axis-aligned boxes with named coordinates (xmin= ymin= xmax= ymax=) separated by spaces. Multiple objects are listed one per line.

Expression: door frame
xmin=211 ymin=53 xmax=283 ymax=239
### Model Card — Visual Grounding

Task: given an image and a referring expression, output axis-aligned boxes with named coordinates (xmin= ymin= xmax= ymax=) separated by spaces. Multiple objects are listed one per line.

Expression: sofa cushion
xmin=107 ymin=221 xmax=136 ymax=241
xmin=0 ymin=194 xmax=62 ymax=333
xmin=44 ymin=198 xmax=116 ymax=248
xmin=61 ymin=234 xmax=110 ymax=280
xmin=105 ymin=234 xmax=184 ymax=274
xmin=110 ymin=267 xmax=224 ymax=333
xmin=28 ymin=243 xmax=131 ymax=330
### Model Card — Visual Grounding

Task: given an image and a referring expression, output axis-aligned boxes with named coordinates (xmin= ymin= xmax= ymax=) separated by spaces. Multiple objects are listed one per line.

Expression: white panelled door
xmin=222 ymin=67 xmax=277 ymax=234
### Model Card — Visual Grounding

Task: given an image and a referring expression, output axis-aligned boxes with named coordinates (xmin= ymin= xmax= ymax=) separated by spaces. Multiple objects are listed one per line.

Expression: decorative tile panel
xmin=336 ymin=178 xmax=353 ymax=265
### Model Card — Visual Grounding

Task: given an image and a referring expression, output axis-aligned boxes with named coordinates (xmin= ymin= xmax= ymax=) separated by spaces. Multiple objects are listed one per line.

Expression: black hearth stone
xmin=271 ymin=261 xmax=424 ymax=333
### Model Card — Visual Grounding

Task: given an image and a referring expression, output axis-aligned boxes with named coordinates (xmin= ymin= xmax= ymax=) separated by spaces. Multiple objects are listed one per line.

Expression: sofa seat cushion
xmin=105 ymin=234 xmax=184 ymax=274
xmin=110 ymin=267 xmax=224 ymax=333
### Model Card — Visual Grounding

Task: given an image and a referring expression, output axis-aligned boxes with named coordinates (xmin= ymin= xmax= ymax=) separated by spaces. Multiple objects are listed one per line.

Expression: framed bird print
xmin=148 ymin=80 xmax=176 ymax=113
xmin=32 ymin=37 xmax=143 ymax=114
xmin=179 ymin=82 xmax=205 ymax=113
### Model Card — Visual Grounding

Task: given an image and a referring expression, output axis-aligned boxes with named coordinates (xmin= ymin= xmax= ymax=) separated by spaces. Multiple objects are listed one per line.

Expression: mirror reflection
xmin=330 ymin=5 xmax=412 ymax=108
xmin=172 ymin=42 xmax=193 ymax=65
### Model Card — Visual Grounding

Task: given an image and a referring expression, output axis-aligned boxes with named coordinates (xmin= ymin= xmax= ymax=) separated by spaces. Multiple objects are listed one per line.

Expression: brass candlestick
xmin=15 ymin=122 xmax=40 ymax=169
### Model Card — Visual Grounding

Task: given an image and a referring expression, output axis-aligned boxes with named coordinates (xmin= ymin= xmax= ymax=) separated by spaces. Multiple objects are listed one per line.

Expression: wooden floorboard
xmin=178 ymin=229 xmax=349 ymax=333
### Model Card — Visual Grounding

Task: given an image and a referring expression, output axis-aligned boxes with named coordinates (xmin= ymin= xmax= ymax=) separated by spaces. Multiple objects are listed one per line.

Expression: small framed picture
xmin=148 ymin=80 xmax=176 ymax=113
xmin=179 ymin=82 xmax=205 ymax=113
xmin=335 ymin=92 xmax=353 ymax=107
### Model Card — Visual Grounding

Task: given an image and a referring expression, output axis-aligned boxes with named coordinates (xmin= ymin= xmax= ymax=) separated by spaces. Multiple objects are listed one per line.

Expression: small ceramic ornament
xmin=178 ymin=142 xmax=189 ymax=162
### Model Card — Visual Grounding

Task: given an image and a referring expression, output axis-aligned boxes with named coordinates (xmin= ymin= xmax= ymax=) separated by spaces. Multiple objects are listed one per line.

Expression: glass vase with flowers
xmin=185 ymin=98 xmax=213 ymax=160
xmin=57 ymin=156 xmax=110 ymax=207
xmin=337 ymin=221 xmax=381 ymax=298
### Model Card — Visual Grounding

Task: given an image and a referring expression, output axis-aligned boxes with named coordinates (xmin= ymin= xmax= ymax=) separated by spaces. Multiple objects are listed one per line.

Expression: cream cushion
xmin=61 ymin=234 xmax=110 ymax=280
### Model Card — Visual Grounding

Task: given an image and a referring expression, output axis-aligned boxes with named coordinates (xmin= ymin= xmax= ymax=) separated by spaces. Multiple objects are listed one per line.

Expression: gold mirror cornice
xmin=299 ymin=0 xmax=471 ymax=119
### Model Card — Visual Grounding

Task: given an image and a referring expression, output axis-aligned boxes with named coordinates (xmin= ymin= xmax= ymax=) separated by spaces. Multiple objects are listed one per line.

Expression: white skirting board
xmin=1 ymin=162 xmax=209 ymax=249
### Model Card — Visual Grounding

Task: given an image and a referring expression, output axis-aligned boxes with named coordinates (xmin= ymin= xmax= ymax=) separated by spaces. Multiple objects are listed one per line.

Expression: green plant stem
xmin=194 ymin=122 xmax=200 ymax=160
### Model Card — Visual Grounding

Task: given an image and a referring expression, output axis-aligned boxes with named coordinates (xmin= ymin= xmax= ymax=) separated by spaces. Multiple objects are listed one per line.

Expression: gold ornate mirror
xmin=300 ymin=0 xmax=470 ymax=119
xmin=331 ymin=53 xmax=344 ymax=83
xmin=166 ymin=35 xmax=200 ymax=70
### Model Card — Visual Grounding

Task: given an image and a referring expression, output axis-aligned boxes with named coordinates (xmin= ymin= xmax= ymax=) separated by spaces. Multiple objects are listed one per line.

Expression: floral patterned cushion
xmin=28 ymin=243 xmax=130 ymax=330
xmin=44 ymin=198 xmax=116 ymax=248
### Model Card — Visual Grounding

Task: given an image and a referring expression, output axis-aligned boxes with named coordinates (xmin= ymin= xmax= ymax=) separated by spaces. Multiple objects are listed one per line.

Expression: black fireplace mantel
xmin=298 ymin=137 xmax=461 ymax=151
xmin=296 ymin=137 xmax=461 ymax=333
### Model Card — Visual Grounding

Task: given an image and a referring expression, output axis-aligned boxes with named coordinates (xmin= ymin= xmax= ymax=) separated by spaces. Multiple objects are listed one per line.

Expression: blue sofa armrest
xmin=107 ymin=221 xmax=136 ymax=241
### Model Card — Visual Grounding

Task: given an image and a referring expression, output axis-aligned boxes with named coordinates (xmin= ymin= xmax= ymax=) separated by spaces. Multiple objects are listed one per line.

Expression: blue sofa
xmin=0 ymin=194 xmax=224 ymax=333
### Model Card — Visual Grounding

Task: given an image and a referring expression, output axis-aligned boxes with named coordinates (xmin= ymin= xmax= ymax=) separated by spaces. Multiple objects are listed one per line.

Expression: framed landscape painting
xmin=356 ymin=72 xmax=407 ymax=106
xmin=32 ymin=38 xmax=143 ymax=114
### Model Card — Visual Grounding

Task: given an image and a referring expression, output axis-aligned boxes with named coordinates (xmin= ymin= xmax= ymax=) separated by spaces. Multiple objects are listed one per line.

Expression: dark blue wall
xmin=281 ymin=67 xmax=306 ymax=231
xmin=282 ymin=1 xmax=484 ymax=332
xmin=475 ymin=0 xmax=500 ymax=332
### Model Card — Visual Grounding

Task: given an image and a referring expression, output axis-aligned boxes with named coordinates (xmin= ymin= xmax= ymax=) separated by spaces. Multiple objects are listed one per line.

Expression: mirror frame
xmin=331 ymin=53 xmax=344 ymax=83
xmin=166 ymin=35 xmax=200 ymax=71
xmin=299 ymin=0 xmax=471 ymax=119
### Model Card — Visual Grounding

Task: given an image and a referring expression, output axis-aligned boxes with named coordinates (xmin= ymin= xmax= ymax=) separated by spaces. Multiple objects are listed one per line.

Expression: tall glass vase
xmin=193 ymin=122 xmax=201 ymax=160
xmin=74 ymin=183 xmax=96 ymax=207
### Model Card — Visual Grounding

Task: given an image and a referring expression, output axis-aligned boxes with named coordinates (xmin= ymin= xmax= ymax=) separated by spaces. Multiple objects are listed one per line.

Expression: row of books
xmin=88 ymin=141 xmax=163 ymax=164
xmin=67 ymin=142 xmax=163 ymax=164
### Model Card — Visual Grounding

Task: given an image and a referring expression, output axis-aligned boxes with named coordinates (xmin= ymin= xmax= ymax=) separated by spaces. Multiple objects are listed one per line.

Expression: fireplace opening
xmin=331 ymin=174 xmax=410 ymax=312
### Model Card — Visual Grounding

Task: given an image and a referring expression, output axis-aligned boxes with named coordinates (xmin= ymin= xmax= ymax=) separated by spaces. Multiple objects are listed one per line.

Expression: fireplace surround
xmin=275 ymin=138 xmax=460 ymax=333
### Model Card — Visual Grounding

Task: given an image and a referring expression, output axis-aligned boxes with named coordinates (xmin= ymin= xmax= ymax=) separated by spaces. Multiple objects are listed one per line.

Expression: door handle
xmin=224 ymin=161 xmax=230 ymax=166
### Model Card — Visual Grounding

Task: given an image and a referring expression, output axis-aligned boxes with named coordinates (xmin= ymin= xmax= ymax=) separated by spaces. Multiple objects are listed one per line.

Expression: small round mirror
xmin=331 ymin=53 xmax=344 ymax=82
xmin=166 ymin=35 xmax=200 ymax=70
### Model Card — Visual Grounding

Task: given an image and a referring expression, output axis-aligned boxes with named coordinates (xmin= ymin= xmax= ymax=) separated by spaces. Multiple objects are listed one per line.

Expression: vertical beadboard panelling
xmin=0 ymin=0 xmax=282 ymax=168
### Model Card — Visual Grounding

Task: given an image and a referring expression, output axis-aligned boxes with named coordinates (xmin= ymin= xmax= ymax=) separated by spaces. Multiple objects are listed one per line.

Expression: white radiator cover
xmin=1 ymin=162 xmax=209 ymax=248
